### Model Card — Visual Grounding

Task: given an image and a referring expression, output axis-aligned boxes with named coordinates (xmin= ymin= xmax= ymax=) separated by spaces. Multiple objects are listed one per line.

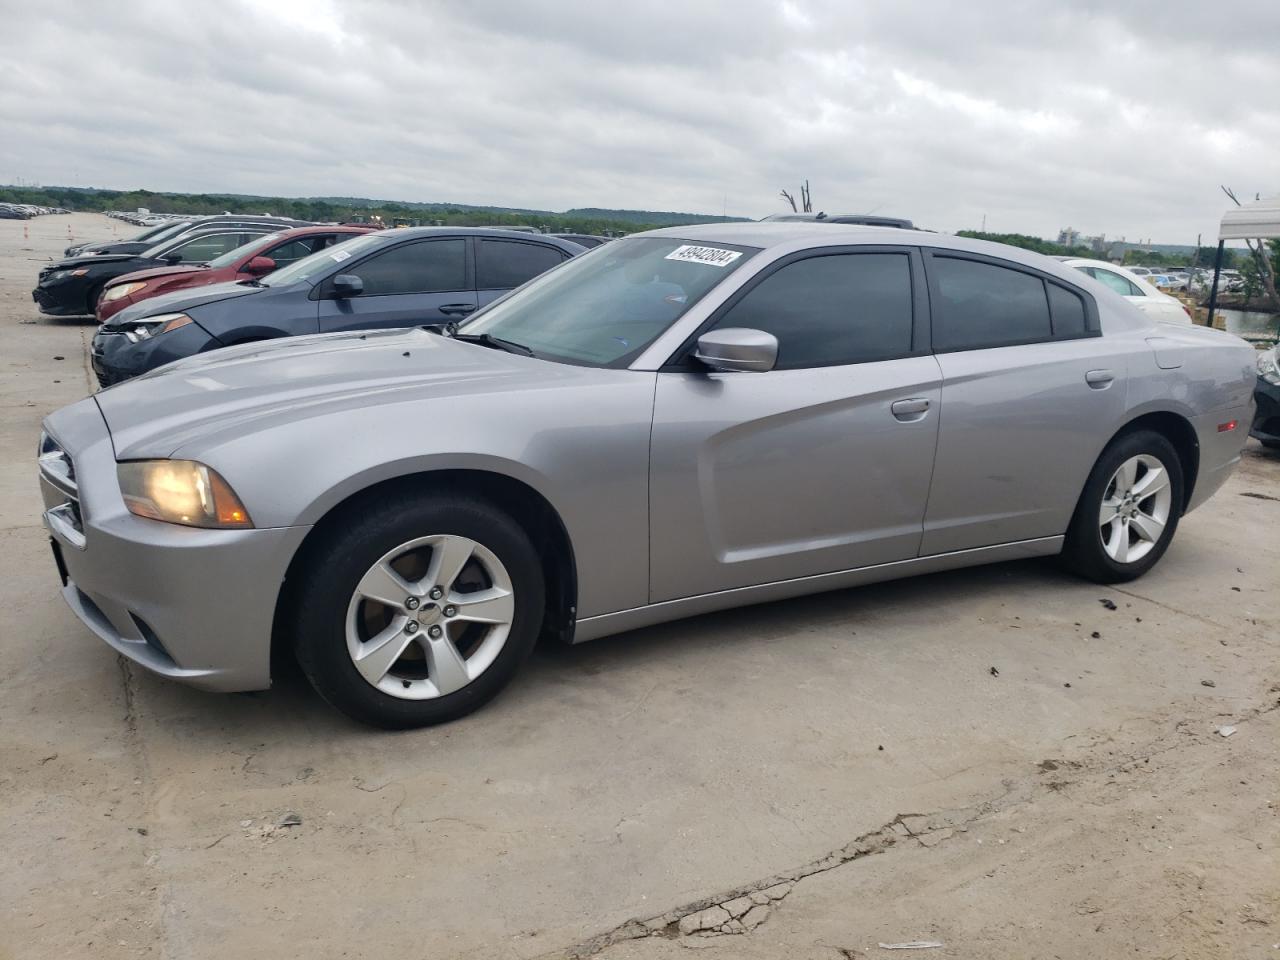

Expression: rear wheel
xmin=293 ymin=493 xmax=545 ymax=728
xmin=1061 ymin=430 xmax=1184 ymax=583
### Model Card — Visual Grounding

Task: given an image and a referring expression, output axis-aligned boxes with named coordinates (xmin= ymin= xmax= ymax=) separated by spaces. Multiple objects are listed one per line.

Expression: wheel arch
xmin=270 ymin=467 xmax=578 ymax=679
xmin=1107 ymin=409 xmax=1199 ymax=512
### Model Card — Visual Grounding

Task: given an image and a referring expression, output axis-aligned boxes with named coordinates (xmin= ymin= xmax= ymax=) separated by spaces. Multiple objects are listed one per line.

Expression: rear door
xmin=921 ymin=251 xmax=1126 ymax=554
xmin=316 ymin=237 xmax=474 ymax=332
xmin=474 ymin=238 xmax=572 ymax=309
xmin=648 ymin=246 xmax=941 ymax=601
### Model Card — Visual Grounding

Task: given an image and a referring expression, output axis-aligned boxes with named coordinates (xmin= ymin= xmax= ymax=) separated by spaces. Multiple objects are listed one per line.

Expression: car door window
xmin=475 ymin=240 xmax=567 ymax=290
xmin=931 ymin=256 xmax=1052 ymax=351
xmin=346 ymin=239 xmax=466 ymax=296
xmin=709 ymin=252 xmax=913 ymax=369
xmin=169 ymin=233 xmax=248 ymax=263
xmin=1089 ymin=267 xmax=1144 ymax=297
xmin=262 ymin=237 xmax=321 ymax=268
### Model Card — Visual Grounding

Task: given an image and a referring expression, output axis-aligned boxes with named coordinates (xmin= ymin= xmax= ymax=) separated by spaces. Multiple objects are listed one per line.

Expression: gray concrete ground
xmin=1 ymin=214 xmax=1277 ymax=960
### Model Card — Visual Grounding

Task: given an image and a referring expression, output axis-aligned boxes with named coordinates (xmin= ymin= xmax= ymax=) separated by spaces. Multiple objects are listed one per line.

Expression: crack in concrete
xmin=538 ymin=693 xmax=1280 ymax=960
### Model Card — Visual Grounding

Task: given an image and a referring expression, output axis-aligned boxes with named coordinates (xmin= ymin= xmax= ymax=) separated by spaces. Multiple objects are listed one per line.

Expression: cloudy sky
xmin=1 ymin=0 xmax=1276 ymax=241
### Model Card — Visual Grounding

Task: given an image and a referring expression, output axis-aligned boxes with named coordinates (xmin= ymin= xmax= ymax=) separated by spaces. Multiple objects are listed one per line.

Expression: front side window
xmin=475 ymin=240 xmax=567 ymax=290
xmin=342 ymin=239 xmax=466 ymax=296
xmin=261 ymin=237 xmax=322 ymax=267
xmin=709 ymin=252 xmax=914 ymax=369
xmin=462 ymin=237 xmax=758 ymax=367
xmin=931 ymin=256 xmax=1052 ymax=351
xmin=167 ymin=233 xmax=251 ymax=263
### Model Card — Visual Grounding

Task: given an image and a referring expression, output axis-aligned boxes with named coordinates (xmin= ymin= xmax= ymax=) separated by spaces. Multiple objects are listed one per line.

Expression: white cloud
xmin=0 ymin=0 xmax=1275 ymax=241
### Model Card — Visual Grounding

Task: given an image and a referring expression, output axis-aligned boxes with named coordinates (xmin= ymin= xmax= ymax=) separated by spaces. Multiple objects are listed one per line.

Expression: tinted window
xmin=932 ymin=256 xmax=1051 ymax=351
xmin=1086 ymin=266 xmax=1143 ymax=297
xmin=1047 ymin=282 xmax=1087 ymax=336
xmin=712 ymin=253 xmax=913 ymax=369
xmin=169 ymin=233 xmax=253 ymax=263
xmin=349 ymin=239 xmax=466 ymax=296
xmin=476 ymin=240 xmax=566 ymax=290
xmin=263 ymin=237 xmax=322 ymax=267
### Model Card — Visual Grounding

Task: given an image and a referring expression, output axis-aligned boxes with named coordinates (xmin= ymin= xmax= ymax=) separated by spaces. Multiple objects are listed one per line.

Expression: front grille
xmin=39 ymin=431 xmax=84 ymax=544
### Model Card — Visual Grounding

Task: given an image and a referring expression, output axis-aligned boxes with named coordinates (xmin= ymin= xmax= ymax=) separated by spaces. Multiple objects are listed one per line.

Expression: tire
xmin=1060 ymin=429 xmax=1184 ymax=583
xmin=293 ymin=492 xmax=545 ymax=728
xmin=86 ymin=283 xmax=106 ymax=317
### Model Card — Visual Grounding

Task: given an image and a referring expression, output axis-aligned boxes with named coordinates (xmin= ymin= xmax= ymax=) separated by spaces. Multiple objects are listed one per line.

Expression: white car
xmin=1061 ymin=258 xmax=1192 ymax=324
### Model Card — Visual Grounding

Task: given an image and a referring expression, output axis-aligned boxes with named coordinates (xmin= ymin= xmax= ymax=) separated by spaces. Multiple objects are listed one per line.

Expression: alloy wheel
xmin=344 ymin=534 xmax=515 ymax=700
xmin=1098 ymin=454 xmax=1173 ymax=564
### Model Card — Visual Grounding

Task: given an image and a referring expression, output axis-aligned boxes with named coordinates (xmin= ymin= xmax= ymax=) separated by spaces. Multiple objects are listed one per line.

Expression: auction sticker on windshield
xmin=664 ymin=245 xmax=742 ymax=267
xmin=330 ymin=249 xmax=351 ymax=262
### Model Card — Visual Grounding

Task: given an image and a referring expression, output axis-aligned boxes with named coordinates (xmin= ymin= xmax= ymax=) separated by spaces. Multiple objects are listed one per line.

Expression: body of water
xmin=1216 ymin=308 xmax=1279 ymax=342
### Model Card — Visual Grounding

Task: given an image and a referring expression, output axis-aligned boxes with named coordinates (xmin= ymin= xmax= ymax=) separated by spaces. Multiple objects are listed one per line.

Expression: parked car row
xmin=1 ymin=202 xmax=69 ymax=219
xmin=38 ymin=220 xmax=1257 ymax=727
xmin=90 ymin=227 xmax=584 ymax=384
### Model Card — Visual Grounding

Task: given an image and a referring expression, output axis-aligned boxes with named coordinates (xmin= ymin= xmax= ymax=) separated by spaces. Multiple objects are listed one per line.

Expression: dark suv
xmin=91 ymin=227 xmax=584 ymax=385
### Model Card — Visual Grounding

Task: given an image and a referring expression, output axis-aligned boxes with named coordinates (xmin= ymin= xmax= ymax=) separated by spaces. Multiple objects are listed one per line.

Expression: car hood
xmin=103 ymin=280 xmax=264 ymax=328
xmin=48 ymin=252 xmax=141 ymax=270
xmin=94 ymin=327 xmax=582 ymax=459
xmin=106 ymin=264 xmax=207 ymax=288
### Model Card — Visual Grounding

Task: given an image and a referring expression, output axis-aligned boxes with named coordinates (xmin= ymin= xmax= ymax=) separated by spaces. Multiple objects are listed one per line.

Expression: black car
xmin=549 ymin=233 xmax=610 ymax=248
xmin=64 ymin=215 xmax=311 ymax=258
xmin=1252 ymin=343 xmax=1280 ymax=449
xmin=91 ymin=227 xmax=584 ymax=385
xmin=34 ymin=225 xmax=283 ymax=316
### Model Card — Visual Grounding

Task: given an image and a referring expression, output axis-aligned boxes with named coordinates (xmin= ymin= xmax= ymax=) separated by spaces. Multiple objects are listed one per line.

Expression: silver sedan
xmin=39 ymin=223 xmax=1257 ymax=727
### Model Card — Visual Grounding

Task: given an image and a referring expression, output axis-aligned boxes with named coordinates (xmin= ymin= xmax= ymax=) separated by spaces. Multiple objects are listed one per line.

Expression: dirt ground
xmin=1 ymin=213 xmax=1276 ymax=960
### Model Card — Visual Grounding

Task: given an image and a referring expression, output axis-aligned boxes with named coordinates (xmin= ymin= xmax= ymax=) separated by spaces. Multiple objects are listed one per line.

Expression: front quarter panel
xmin=170 ymin=367 xmax=659 ymax=619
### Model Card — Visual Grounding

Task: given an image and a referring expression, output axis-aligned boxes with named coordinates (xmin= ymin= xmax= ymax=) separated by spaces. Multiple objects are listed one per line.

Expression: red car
xmin=96 ymin=225 xmax=376 ymax=323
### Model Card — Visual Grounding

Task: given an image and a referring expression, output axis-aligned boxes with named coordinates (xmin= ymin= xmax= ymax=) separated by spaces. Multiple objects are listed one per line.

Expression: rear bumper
xmin=1185 ymin=401 xmax=1256 ymax=513
xmin=40 ymin=401 xmax=310 ymax=692
xmin=1249 ymin=377 xmax=1280 ymax=444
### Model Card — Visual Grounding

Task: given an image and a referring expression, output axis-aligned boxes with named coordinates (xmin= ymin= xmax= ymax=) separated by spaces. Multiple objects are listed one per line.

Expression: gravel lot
xmin=2 ymin=214 xmax=1277 ymax=960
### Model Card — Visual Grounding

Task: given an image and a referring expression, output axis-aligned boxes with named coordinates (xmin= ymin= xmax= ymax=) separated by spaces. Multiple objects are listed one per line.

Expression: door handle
xmin=891 ymin=398 xmax=930 ymax=421
xmin=438 ymin=303 xmax=477 ymax=316
xmin=1085 ymin=369 xmax=1115 ymax=389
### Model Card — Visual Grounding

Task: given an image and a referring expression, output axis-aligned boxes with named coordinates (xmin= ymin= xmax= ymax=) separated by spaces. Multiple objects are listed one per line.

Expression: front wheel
xmin=293 ymin=493 xmax=545 ymax=728
xmin=1060 ymin=430 xmax=1184 ymax=583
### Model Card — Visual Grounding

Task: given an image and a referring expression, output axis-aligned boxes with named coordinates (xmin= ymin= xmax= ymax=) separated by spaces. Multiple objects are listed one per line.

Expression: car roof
xmin=364 ymin=226 xmax=584 ymax=250
xmin=761 ymin=212 xmax=916 ymax=228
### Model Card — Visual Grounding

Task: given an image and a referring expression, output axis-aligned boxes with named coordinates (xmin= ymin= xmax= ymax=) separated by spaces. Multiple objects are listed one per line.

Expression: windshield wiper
xmin=448 ymin=331 xmax=534 ymax=356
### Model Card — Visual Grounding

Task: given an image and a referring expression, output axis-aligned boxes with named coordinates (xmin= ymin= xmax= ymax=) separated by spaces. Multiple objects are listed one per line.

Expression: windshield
xmin=136 ymin=221 xmax=196 ymax=249
xmin=459 ymin=237 xmax=758 ymax=366
xmin=133 ymin=221 xmax=184 ymax=242
xmin=259 ymin=233 xmax=386 ymax=287
xmin=206 ymin=232 xmax=283 ymax=269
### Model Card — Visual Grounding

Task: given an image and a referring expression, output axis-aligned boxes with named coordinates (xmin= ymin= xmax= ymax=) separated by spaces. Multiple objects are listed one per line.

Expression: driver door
xmin=648 ymin=248 xmax=942 ymax=602
xmin=317 ymin=237 xmax=475 ymax=332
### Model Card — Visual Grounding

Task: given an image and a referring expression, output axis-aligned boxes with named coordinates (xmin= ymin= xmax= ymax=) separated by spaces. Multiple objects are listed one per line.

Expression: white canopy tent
xmin=1208 ymin=195 xmax=1280 ymax=324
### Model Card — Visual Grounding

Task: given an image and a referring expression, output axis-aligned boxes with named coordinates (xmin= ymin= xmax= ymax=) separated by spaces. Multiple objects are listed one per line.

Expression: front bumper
xmin=91 ymin=320 xmax=220 ymax=388
xmin=40 ymin=399 xmax=310 ymax=692
xmin=32 ymin=274 xmax=92 ymax=316
xmin=1249 ymin=376 xmax=1280 ymax=445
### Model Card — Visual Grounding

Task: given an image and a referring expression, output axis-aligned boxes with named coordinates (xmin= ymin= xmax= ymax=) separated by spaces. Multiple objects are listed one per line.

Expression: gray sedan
xmin=39 ymin=223 xmax=1257 ymax=727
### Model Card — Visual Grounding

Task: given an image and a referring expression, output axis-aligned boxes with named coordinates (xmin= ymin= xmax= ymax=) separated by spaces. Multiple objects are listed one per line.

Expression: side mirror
xmin=163 ymin=253 xmax=183 ymax=265
xmin=331 ymin=274 xmax=363 ymax=298
xmin=242 ymin=255 xmax=276 ymax=276
xmin=694 ymin=328 xmax=778 ymax=373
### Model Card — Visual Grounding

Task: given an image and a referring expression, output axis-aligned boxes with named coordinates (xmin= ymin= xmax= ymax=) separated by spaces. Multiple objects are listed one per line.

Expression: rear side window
xmin=711 ymin=252 xmax=914 ymax=369
xmin=349 ymin=239 xmax=466 ymax=296
xmin=476 ymin=240 xmax=566 ymax=290
xmin=1087 ymin=267 xmax=1144 ymax=297
xmin=931 ymin=256 xmax=1051 ymax=351
xmin=1047 ymin=283 xmax=1087 ymax=336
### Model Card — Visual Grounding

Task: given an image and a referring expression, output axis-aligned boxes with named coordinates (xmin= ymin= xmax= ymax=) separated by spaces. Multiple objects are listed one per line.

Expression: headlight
xmin=50 ymin=268 xmax=90 ymax=280
xmin=122 ymin=312 xmax=193 ymax=343
xmin=1259 ymin=347 xmax=1280 ymax=386
xmin=117 ymin=460 xmax=253 ymax=528
xmin=103 ymin=281 xmax=148 ymax=303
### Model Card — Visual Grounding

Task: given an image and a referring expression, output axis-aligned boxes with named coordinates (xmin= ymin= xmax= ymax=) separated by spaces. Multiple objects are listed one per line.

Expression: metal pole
xmin=1205 ymin=239 xmax=1225 ymax=328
